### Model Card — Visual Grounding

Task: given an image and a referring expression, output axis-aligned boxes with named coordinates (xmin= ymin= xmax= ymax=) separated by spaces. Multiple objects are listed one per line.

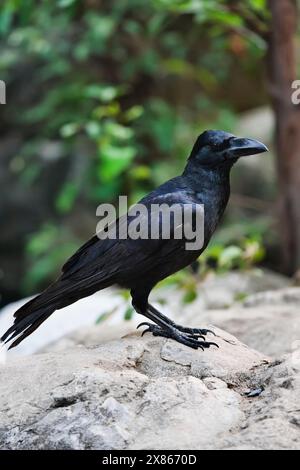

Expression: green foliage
xmin=199 ymin=234 xmax=266 ymax=274
xmin=23 ymin=223 xmax=81 ymax=292
xmin=95 ymin=291 xmax=135 ymax=323
xmin=0 ymin=0 xmax=270 ymax=293
xmin=124 ymin=306 xmax=135 ymax=321
xmin=56 ymin=182 xmax=79 ymax=213
xmin=95 ymin=305 xmax=119 ymax=324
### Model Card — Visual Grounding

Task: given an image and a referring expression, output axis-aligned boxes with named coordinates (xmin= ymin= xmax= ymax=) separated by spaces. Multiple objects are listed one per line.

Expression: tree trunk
xmin=267 ymin=0 xmax=300 ymax=275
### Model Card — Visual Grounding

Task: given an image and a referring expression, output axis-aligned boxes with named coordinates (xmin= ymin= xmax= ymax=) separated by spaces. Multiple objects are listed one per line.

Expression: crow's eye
xmin=225 ymin=136 xmax=234 ymax=147
xmin=210 ymin=142 xmax=224 ymax=151
xmin=211 ymin=137 xmax=232 ymax=151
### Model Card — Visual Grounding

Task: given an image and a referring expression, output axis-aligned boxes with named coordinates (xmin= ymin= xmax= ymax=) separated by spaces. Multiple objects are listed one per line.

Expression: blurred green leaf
xmin=182 ymin=288 xmax=197 ymax=304
xmin=99 ymin=144 xmax=136 ymax=181
xmin=124 ymin=105 xmax=144 ymax=121
xmin=60 ymin=122 xmax=80 ymax=138
xmin=56 ymin=182 xmax=79 ymax=213
xmin=130 ymin=165 xmax=152 ymax=181
xmin=219 ymin=246 xmax=243 ymax=268
xmin=104 ymin=121 xmax=134 ymax=140
xmin=84 ymin=84 xmax=119 ymax=102
xmin=85 ymin=121 xmax=102 ymax=139
xmin=26 ymin=224 xmax=58 ymax=257
xmin=58 ymin=0 xmax=77 ymax=8
xmin=95 ymin=306 xmax=118 ymax=324
xmin=124 ymin=306 xmax=134 ymax=321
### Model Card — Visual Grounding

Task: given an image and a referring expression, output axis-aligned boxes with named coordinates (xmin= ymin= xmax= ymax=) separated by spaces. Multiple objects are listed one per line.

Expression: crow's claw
xmin=186 ymin=333 xmax=206 ymax=341
xmin=175 ymin=325 xmax=216 ymax=337
xmin=200 ymin=329 xmax=216 ymax=337
xmin=137 ymin=322 xmax=218 ymax=351
xmin=137 ymin=322 xmax=151 ymax=330
xmin=203 ymin=341 xmax=219 ymax=349
xmin=137 ymin=322 xmax=157 ymax=337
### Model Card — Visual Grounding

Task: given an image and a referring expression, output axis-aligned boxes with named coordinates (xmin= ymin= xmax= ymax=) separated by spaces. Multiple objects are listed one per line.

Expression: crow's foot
xmin=147 ymin=304 xmax=215 ymax=338
xmin=174 ymin=324 xmax=216 ymax=337
xmin=137 ymin=322 xmax=218 ymax=351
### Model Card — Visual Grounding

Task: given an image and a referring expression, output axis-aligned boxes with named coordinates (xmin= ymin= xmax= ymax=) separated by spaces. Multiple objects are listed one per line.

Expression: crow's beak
xmin=229 ymin=137 xmax=268 ymax=158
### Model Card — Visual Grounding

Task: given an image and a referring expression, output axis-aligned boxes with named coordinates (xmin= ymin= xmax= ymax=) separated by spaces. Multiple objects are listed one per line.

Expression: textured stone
xmin=0 ymin=329 xmax=270 ymax=450
xmin=1 ymin=285 xmax=300 ymax=450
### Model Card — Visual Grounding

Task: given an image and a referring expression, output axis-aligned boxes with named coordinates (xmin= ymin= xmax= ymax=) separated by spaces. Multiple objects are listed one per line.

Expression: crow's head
xmin=189 ymin=130 xmax=268 ymax=168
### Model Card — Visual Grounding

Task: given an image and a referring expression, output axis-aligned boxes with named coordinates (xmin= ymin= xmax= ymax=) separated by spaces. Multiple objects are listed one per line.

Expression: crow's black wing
xmin=60 ymin=188 xmax=199 ymax=283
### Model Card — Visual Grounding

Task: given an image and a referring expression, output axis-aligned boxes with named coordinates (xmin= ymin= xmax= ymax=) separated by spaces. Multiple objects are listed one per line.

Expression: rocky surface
xmin=0 ymin=328 xmax=272 ymax=450
xmin=182 ymin=287 xmax=300 ymax=358
xmin=1 ymin=283 xmax=300 ymax=450
xmin=1 ymin=324 xmax=299 ymax=450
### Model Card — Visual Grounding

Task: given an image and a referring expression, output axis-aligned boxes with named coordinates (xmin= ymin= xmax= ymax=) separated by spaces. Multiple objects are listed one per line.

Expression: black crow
xmin=1 ymin=130 xmax=268 ymax=350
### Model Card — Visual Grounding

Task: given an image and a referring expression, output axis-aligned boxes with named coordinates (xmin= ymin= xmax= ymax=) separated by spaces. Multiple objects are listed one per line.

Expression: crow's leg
xmin=131 ymin=289 xmax=217 ymax=350
xmin=131 ymin=288 xmax=170 ymax=330
xmin=148 ymin=304 xmax=215 ymax=338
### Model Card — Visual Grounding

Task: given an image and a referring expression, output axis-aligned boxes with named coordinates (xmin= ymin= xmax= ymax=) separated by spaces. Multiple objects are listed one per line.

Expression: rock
xmin=159 ymin=327 xmax=268 ymax=385
xmin=180 ymin=296 xmax=300 ymax=358
xmin=0 ymin=269 xmax=289 ymax=357
xmin=243 ymin=287 xmax=300 ymax=307
xmin=224 ymin=353 xmax=300 ymax=450
xmin=195 ymin=269 xmax=289 ymax=310
xmin=0 ymin=329 xmax=272 ymax=450
xmin=41 ymin=323 xmax=136 ymax=353
xmin=1 ymin=278 xmax=298 ymax=449
xmin=169 ymin=286 xmax=300 ymax=358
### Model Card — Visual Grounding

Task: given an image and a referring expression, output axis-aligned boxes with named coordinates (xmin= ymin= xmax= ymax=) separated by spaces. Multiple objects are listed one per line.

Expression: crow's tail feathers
xmin=1 ymin=274 xmax=105 ymax=349
xmin=0 ymin=296 xmax=58 ymax=350
xmin=0 ymin=278 xmax=73 ymax=349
